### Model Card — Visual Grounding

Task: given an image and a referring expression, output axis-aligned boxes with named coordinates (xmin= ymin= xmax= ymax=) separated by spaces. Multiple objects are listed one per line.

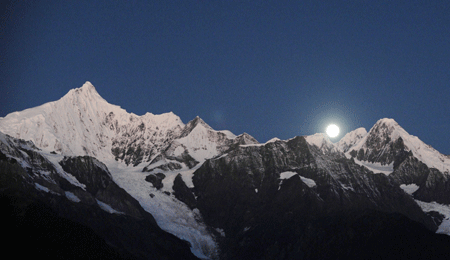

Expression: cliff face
xmin=0 ymin=132 xmax=197 ymax=260
xmin=3 ymin=83 xmax=450 ymax=259
xmin=183 ymin=136 xmax=437 ymax=259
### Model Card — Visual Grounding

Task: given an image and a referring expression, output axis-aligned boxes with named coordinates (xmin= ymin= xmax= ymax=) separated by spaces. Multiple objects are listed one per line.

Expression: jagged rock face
xmin=189 ymin=136 xmax=436 ymax=259
xmin=4 ymin=83 xmax=450 ymax=259
xmin=59 ymin=156 xmax=147 ymax=218
xmin=173 ymin=174 xmax=197 ymax=209
xmin=0 ymin=82 xmax=187 ymax=166
xmin=349 ymin=119 xmax=406 ymax=165
xmin=143 ymin=117 xmax=259 ymax=172
xmin=109 ymin=111 xmax=184 ymax=166
xmin=392 ymin=156 xmax=450 ymax=204
xmin=345 ymin=118 xmax=450 ymax=174
xmin=0 ymin=132 xmax=197 ymax=260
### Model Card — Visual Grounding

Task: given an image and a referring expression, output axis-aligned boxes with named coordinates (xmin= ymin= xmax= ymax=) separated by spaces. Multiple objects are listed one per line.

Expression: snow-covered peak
xmin=345 ymin=118 xmax=450 ymax=173
xmin=63 ymin=81 xmax=106 ymax=103
xmin=305 ymin=133 xmax=340 ymax=155
xmin=233 ymin=132 xmax=259 ymax=145
xmin=179 ymin=116 xmax=213 ymax=138
xmin=336 ymin=127 xmax=367 ymax=152
xmin=141 ymin=112 xmax=184 ymax=130
xmin=0 ymin=82 xmax=185 ymax=162
xmin=266 ymin=137 xmax=281 ymax=143
xmin=305 ymin=133 xmax=331 ymax=148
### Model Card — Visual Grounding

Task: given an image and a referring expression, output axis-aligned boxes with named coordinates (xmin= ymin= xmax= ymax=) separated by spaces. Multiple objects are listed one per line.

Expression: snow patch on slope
xmin=279 ymin=171 xmax=316 ymax=188
xmin=353 ymin=159 xmax=394 ymax=175
xmin=104 ymin=159 xmax=218 ymax=259
xmin=400 ymin=184 xmax=420 ymax=195
xmin=415 ymin=200 xmax=450 ymax=235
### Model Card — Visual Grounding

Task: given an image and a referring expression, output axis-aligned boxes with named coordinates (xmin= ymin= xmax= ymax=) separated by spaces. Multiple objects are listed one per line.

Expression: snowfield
xmin=353 ymin=159 xmax=394 ymax=175
xmin=279 ymin=171 xmax=317 ymax=188
xmin=103 ymin=158 xmax=218 ymax=259
xmin=415 ymin=200 xmax=450 ymax=235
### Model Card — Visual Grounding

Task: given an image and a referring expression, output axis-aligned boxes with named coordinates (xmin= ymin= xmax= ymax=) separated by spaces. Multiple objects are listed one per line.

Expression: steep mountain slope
xmin=0 ymin=82 xmax=259 ymax=258
xmin=2 ymin=82 xmax=450 ymax=259
xmin=345 ymin=118 xmax=450 ymax=173
xmin=0 ymin=82 xmax=189 ymax=167
xmin=0 ymin=132 xmax=197 ymax=260
xmin=336 ymin=127 xmax=367 ymax=153
xmin=339 ymin=118 xmax=450 ymax=234
xmin=187 ymin=135 xmax=443 ymax=259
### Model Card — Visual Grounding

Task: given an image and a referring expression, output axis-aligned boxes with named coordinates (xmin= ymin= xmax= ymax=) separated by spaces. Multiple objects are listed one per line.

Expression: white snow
xmin=175 ymin=123 xmax=221 ymax=163
xmin=0 ymin=81 xmax=185 ymax=162
xmin=218 ymin=130 xmax=236 ymax=139
xmin=305 ymin=133 xmax=329 ymax=148
xmin=336 ymin=127 xmax=367 ymax=152
xmin=96 ymin=199 xmax=124 ymax=215
xmin=65 ymin=191 xmax=81 ymax=202
xmin=300 ymin=176 xmax=317 ymax=188
xmin=345 ymin=118 xmax=450 ymax=173
xmin=35 ymin=183 xmax=49 ymax=193
xmin=353 ymin=159 xmax=394 ymax=175
xmin=0 ymin=82 xmax=220 ymax=259
xmin=415 ymin=200 xmax=450 ymax=235
xmin=215 ymin=228 xmax=226 ymax=237
xmin=400 ymin=184 xmax=420 ymax=195
xmin=43 ymin=151 xmax=87 ymax=189
xmin=240 ymin=143 xmax=264 ymax=147
xmin=280 ymin=171 xmax=297 ymax=179
xmin=305 ymin=133 xmax=340 ymax=154
xmin=11 ymin=83 xmax=450 ymax=258
xmin=266 ymin=137 xmax=281 ymax=143
xmin=104 ymin=159 xmax=218 ymax=259
xmin=279 ymin=171 xmax=316 ymax=188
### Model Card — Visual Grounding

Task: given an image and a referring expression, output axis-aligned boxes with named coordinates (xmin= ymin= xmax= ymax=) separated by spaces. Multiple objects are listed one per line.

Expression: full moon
xmin=326 ymin=124 xmax=340 ymax=138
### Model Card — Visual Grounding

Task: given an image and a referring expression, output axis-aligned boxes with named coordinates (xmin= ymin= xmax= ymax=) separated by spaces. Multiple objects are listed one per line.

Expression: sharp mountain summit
xmin=1 ymin=82 xmax=450 ymax=259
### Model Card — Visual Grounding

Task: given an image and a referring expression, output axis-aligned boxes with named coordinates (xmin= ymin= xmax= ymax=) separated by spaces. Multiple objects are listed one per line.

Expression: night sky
xmin=2 ymin=1 xmax=450 ymax=154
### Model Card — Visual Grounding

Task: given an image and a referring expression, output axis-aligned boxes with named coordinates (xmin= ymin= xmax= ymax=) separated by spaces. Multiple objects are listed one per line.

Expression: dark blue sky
xmin=2 ymin=1 xmax=450 ymax=154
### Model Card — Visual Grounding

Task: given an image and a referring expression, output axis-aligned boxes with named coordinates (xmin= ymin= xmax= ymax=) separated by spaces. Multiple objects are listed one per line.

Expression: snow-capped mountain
xmin=305 ymin=133 xmax=342 ymax=156
xmin=344 ymin=118 xmax=450 ymax=173
xmin=2 ymin=82 xmax=450 ymax=259
xmin=336 ymin=127 xmax=367 ymax=153
xmin=0 ymin=82 xmax=259 ymax=258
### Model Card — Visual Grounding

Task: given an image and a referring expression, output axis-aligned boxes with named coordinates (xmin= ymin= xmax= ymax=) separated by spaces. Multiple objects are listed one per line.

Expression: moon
xmin=326 ymin=124 xmax=340 ymax=138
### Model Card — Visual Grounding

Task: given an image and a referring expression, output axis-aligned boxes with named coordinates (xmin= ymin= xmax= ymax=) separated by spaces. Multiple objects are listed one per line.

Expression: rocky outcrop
xmin=191 ymin=135 xmax=437 ymax=259
xmin=0 ymin=133 xmax=198 ymax=260
xmin=391 ymin=156 xmax=450 ymax=204
xmin=145 ymin=173 xmax=166 ymax=190
xmin=173 ymin=174 xmax=197 ymax=209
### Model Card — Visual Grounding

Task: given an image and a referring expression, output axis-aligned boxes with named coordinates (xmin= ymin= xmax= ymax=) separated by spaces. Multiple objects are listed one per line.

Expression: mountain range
xmin=1 ymin=82 xmax=450 ymax=259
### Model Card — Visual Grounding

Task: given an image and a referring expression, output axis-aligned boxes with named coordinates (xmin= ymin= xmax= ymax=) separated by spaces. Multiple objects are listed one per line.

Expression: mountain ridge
xmin=2 ymin=82 xmax=450 ymax=259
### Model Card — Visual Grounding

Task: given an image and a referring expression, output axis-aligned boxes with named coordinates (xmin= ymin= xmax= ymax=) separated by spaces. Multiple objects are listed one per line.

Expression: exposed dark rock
xmin=0 ymin=140 xmax=198 ymax=260
xmin=193 ymin=135 xmax=438 ymax=259
xmin=427 ymin=211 xmax=446 ymax=227
xmin=173 ymin=174 xmax=197 ymax=209
xmin=391 ymin=156 xmax=450 ymax=205
xmin=145 ymin=173 xmax=166 ymax=190
xmin=143 ymin=162 xmax=183 ymax=172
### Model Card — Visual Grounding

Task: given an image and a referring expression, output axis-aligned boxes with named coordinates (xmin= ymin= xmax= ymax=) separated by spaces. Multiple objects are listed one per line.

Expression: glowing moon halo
xmin=326 ymin=124 xmax=340 ymax=138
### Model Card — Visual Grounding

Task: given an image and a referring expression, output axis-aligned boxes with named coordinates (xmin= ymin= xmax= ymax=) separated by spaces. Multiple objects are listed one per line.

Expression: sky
xmin=1 ymin=1 xmax=450 ymax=154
